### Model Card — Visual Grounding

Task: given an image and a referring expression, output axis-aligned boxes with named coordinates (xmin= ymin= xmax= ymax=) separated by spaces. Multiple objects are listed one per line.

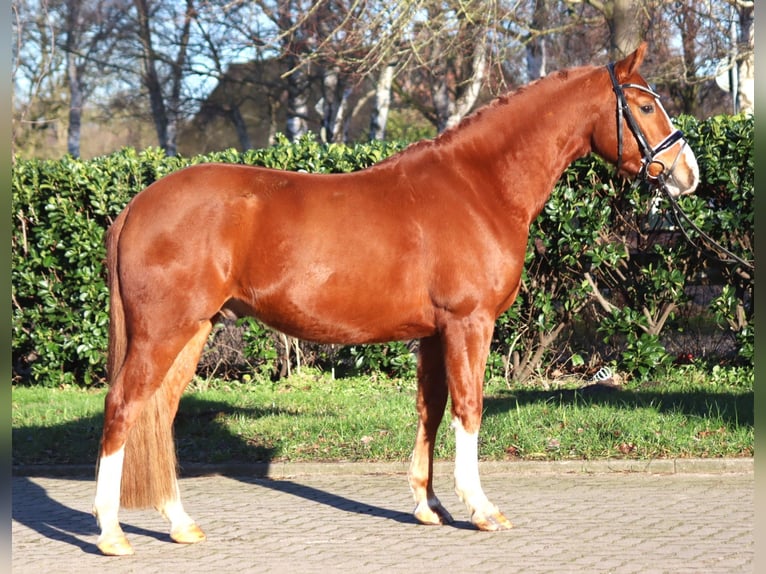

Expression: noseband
xmin=607 ymin=62 xmax=685 ymax=185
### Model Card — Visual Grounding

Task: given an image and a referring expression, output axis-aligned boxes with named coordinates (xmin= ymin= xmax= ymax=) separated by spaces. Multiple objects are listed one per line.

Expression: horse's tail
xmin=105 ymin=208 xmax=128 ymax=389
xmin=104 ymin=207 xmax=178 ymax=509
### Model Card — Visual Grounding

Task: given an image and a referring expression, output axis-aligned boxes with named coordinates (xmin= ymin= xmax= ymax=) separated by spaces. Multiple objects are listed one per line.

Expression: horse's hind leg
xmin=94 ymin=321 xmax=212 ymax=555
xmin=409 ymin=335 xmax=453 ymax=525
xmin=94 ymin=442 xmax=130 ymax=554
xmin=154 ymin=321 xmax=212 ymax=544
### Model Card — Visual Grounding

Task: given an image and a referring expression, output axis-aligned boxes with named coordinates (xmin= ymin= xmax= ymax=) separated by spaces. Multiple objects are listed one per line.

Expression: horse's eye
xmin=640 ymin=104 xmax=654 ymax=114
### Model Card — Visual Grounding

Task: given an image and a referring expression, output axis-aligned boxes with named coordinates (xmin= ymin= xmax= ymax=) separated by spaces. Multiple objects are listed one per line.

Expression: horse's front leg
xmin=443 ymin=312 xmax=513 ymax=531
xmin=409 ymin=335 xmax=453 ymax=525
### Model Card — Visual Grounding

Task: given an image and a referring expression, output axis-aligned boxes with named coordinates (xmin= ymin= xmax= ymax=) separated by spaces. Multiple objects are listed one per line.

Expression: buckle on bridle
xmin=643 ymin=159 xmax=667 ymax=181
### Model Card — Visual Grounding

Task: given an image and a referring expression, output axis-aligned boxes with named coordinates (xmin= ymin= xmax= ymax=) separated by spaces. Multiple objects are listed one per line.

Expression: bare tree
xmin=132 ymin=0 xmax=195 ymax=156
xmin=525 ymin=0 xmax=548 ymax=80
xmin=268 ymin=0 xmax=501 ymax=136
xmin=188 ymin=3 xmax=253 ymax=150
xmin=733 ymin=0 xmax=754 ymax=113
xmin=385 ymin=0 xmax=497 ymax=133
xmin=12 ymin=0 xmax=65 ymax=157
xmin=254 ymin=0 xmax=385 ymax=142
xmin=60 ymin=0 xmax=129 ymax=157
xmin=182 ymin=0 xmax=290 ymax=150
xmin=369 ymin=62 xmax=395 ymax=140
xmin=251 ymin=0 xmax=316 ymax=141
xmin=564 ymin=0 xmax=643 ymax=58
xmin=432 ymin=16 xmax=488 ymax=131
xmin=608 ymin=0 xmax=643 ymax=57
xmin=311 ymin=1 xmax=361 ymax=142
xmin=643 ymin=0 xmax=753 ymax=117
xmin=12 ymin=0 xmax=752 ymax=159
xmin=63 ymin=0 xmax=83 ymax=156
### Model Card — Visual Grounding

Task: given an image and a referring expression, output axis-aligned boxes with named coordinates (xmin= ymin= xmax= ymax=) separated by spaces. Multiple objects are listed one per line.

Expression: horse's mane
xmin=375 ymin=66 xmax=593 ymax=167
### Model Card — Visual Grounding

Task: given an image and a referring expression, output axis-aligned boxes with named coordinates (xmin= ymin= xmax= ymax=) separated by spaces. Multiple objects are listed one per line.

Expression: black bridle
xmin=607 ymin=62 xmax=754 ymax=272
xmin=607 ymin=62 xmax=685 ymax=184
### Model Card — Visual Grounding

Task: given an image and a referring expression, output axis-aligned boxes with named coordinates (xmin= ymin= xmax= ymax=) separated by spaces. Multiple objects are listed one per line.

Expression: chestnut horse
xmin=94 ymin=43 xmax=699 ymax=555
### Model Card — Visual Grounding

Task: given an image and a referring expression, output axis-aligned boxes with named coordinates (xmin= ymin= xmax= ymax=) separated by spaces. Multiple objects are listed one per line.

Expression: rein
xmin=661 ymin=180 xmax=754 ymax=272
xmin=607 ymin=62 xmax=754 ymax=273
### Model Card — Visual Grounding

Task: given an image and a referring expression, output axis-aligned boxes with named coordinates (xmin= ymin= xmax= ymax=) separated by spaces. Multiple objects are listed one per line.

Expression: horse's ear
xmin=613 ymin=41 xmax=648 ymax=80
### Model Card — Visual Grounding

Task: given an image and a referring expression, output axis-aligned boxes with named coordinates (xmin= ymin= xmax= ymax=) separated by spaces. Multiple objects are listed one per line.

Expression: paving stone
xmin=12 ymin=465 xmax=753 ymax=573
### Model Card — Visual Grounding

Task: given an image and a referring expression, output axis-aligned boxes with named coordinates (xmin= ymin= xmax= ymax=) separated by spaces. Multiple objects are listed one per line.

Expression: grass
xmin=11 ymin=365 xmax=753 ymax=468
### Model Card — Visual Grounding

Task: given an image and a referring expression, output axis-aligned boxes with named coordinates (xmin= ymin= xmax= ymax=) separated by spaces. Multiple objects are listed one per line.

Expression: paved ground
xmin=12 ymin=460 xmax=753 ymax=574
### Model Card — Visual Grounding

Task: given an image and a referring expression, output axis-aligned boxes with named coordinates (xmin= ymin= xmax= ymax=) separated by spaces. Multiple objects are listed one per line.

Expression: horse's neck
xmin=445 ymin=67 xmax=601 ymax=222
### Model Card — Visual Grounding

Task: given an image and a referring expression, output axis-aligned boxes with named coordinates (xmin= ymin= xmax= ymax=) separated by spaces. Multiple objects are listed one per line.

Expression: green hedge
xmin=12 ymin=116 xmax=753 ymax=387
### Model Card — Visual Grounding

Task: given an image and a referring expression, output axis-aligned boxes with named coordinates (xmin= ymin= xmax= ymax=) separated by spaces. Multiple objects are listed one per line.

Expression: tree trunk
xmin=277 ymin=1 xmax=310 ymax=142
xmin=228 ymin=105 xmax=252 ymax=150
xmin=526 ymin=37 xmax=546 ymax=81
xmin=134 ymin=0 xmax=169 ymax=152
xmin=369 ymin=63 xmax=394 ymax=141
xmin=64 ymin=0 xmax=82 ymax=158
xmin=446 ymin=36 xmax=487 ymax=130
xmin=66 ymin=55 xmax=82 ymax=158
xmin=736 ymin=3 xmax=754 ymax=113
xmin=431 ymin=73 xmax=452 ymax=133
xmin=678 ymin=0 xmax=700 ymax=114
xmin=332 ymin=87 xmax=352 ymax=142
xmin=608 ymin=0 xmax=642 ymax=59
xmin=267 ymin=95 xmax=280 ymax=145
xmin=163 ymin=0 xmax=195 ymax=157
xmin=285 ymin=59 xmax=309 ymax=141
xmin=526 ymin=0 xmax=547 ymax=81
xmin=319 ymin=65 xmax=340 ymax=142
xmin=432 ymin=25 xmax=487 ymax=133
xmin=318 ymin=65 xmax=352 ymax=143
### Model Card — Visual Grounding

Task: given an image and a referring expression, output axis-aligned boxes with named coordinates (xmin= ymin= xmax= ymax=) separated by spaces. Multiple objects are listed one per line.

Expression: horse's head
xmin=592 ymin=42 xmax=699 ymax=198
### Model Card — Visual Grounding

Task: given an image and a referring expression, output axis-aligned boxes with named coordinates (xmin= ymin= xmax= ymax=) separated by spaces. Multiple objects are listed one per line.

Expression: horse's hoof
xmin=413 ymin=500 xmax=454 ymax=526
xmin=97 ymin=533 xmax=135 ymax=556
xmin=472 ymin=509 xmax=514 ymax=531
xmin=170 ymin=523 xmax=207 ymax=545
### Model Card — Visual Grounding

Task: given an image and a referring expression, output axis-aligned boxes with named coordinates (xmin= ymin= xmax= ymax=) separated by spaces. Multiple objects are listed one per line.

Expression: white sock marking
xmin=452 ymin=418 xmax=492 ymax=515
xmin=94 ymin=446 xmax=125 ymax=532
xmin=160 ymin=482 xmax=196 ymax=530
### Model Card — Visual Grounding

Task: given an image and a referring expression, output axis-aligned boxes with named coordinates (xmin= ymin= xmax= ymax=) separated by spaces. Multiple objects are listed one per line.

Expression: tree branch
xmin=641 ymin=303 xmax=677 ymax=336
xmin=584 ymin=272 xmax=618 ymax=315
xmin=563 ymin=0 xmax=606 ymax=14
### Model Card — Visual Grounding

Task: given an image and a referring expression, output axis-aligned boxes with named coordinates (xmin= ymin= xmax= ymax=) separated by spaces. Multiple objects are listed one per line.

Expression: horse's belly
xmin=252 ymin=293 xmax=435 ymax=344
xmin=233 ymin=269 xmax=435 ymax=345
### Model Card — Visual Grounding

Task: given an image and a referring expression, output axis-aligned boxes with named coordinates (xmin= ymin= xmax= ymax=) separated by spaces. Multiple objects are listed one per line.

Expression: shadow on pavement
xmin=235 ymin=476 xmax=417 ymax=524
xmin=230 ymin=475 xmax=477 ymax=530
xmin=11 ymin=476 xmax=169 ymax=554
